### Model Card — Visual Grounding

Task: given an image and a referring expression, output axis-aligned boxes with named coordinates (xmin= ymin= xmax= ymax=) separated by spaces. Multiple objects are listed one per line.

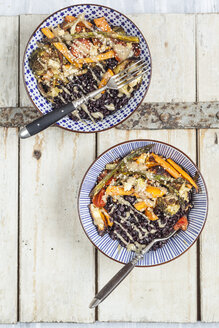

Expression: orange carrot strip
xmin=151 ymin=153 xmax=181 ymax=179
xmin=41 ymin=27 xmax=55 ymax=38
xmin=94 ymin=16 xmax=112 ymax=32
xmin=53 ymin=42 xmax=77 ymax=64
xmin=167 ymin=158 xmax=198 ymax=192
xmin=146 ymin=185 xmax=166 ymax=198
xmin=41 ymin=28 xmax=82 ymax=68
xmin=73 ymin=50 xmax=115 ymax=65
xmin=145 ymin=208 xmax=159 ymax=221
xmin=134 ymin=200 xmax=153 ymax=211
xmin=106 ymin=186 xmax=134 ymax=196
xmin=98 ymin=69 xmax=114 ymax=93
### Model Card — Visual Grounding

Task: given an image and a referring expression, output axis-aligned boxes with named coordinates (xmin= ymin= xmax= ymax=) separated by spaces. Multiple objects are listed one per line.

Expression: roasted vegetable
xmin=92 ymin=188 xmax=106 ymax=207
xmin=70 ymin=31 xmax=139 ymax=43
xmin=64 ymin=15 xmax=93 ymax=28
xmin=90 ymin=145 xmax=154 ymax=197
xmin=146 ymin=185 xmax=167 ymax=198
xmin=106 ymin=186 xmax=135 ymax=196
xmin=29 ymin=48 xmax=45 ymax=77
xmin=174 ymin=216 xmax=188 ymax=231
xmin=151 ymin=153 xmax=181 ymax=179
xmin=134 ymin=201 xmax=153 ymax=211
xmin=101 ymin=208 xmax=113 ymax=227
xmin=89 ymin=204 xmax=107 ymax=233
xmin=73 ymin=50 xmax=115 ymax=65
xmin=145 ymin=208 xmax=159 ymax=221
xmin=94 ymin=16 xmax=112 ymax=32
xmin=41 ymin=27 xmax=80 ymax=66
xmin=98 ymin=68 xmax=114 ymax=91
xmin=167 ymin=158 xmax=198 ymax=192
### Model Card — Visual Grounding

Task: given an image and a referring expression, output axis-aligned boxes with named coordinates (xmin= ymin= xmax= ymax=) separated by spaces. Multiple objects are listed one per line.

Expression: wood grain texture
xmin=199 ymin=129 xmax=219 ymax=322
xmin=97 ymin=129 xmax=197 ymax=322
xmin=0 ymin=16 xmax=18 ymax=107
xmin=19 ymin=128 xmax=95 ymax=322
xmin=128 ymin=14 xmax=195 ymax=102
xmin=0 ymin=128 xmax=18 ymax=323
xmin=197 ymin=14 xmax=219 ymax=322
xmin=20 ymin=15 xmax=47 ymax=107
xmin=197 ymin=14 xmax=219 ymax=101
xmin=2 ymin=0 xmax=219 ymax=15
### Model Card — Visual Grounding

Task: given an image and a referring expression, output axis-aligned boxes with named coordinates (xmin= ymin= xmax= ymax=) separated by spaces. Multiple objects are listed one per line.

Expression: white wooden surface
xmin=1 ymin=0 xmax=219 ymax=15
xmin=129 ymin=14 xmax=195 ymax=102
xmin=0 ymin=128 xmax=18 ymax=323
xmin=19 ymin=129 xmax=95 ymax=322
xmin=0 ymin=2 xmax=219 ymax=325
xmin=197 ymin=14 xmax=219 ymax=101
xmin=197 ymin=14 xmax=219 ymax=322
xmin=199 ymin=130 xmax=219 ymax=322
xmin=0 ymin=16 xmax=18 ymax=107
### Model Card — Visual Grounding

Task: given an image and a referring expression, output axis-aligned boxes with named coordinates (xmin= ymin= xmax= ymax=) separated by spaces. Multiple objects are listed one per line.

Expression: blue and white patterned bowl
xmin=23 ymin=4 xmax=152 ymax=133
xmin=78 ymin=140 xmax=208 ymax=266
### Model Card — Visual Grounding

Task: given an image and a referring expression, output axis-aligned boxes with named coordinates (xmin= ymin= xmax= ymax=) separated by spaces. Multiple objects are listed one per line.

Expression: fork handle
xmin=19 ymin=85 xmax=107 ymax=139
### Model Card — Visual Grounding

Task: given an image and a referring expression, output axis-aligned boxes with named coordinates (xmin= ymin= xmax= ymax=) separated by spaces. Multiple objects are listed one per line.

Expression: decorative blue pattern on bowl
xmin=78 ymin=140 xmax=208 ymax=266
xmin=23 ymin=4 xmax=152 ymax=133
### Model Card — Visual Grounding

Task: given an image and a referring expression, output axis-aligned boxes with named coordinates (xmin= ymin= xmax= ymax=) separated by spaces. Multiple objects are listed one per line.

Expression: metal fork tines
xmin=108 ymin=59 xmax=150 ymax=90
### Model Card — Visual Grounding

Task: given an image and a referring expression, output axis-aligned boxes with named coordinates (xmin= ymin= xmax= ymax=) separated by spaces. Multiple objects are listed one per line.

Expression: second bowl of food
xmin=23 ymin=4 xmax=152 ymax=133
xmin=78 ymin=140 xmax=208 ymax=266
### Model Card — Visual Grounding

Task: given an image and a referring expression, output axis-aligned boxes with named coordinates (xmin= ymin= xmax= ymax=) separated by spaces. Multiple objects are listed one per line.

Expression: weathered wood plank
xmin=0 ymin=16 xmax=18 ymax=107
xmin=20 ymin=128 xmax=95 ymax=322
xmin=117 ymin=102 xmax=219 ymax=129
xmin=128 ymin=14 xmax=195 ymax=102
xmin=197 ymin=14 xmax=219 ymax=322
xmin=2 ymin=102 xmax=219 ymax=128
xmin=20 ymin=15 xmax=47 ymax=107
xmin=199 ymin=130 xmax=219 ymax=322
xmin=97 ymin=129 xmax=197 ymax=322
xmin=0 ymin=128 xmax=18 ymax=323
xmin=197 ymin=14 xmax=219 ymax=101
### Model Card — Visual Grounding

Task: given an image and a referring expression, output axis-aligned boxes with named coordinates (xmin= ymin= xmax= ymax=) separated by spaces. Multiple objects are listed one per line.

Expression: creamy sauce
xmin=112 ymin=42 xmax=132 ymax=61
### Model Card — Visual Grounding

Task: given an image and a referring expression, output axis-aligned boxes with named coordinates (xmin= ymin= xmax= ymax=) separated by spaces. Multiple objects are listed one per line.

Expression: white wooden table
xmin=0 ymin=5 xmax=219 ymax=326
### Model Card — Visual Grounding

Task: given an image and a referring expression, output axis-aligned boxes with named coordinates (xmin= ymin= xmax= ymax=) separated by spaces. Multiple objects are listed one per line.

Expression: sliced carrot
xmin=41 ymin=27 xmax=54 ymax=38
xmin=167 ymin=158 xmax=198 ymax=192
xmin=106 ymin=186 xmax=134 ymax=196
xmin=94 ymin=16 xmax=112 ymax=32
xmin=98 ymin=69 xmax=114 ymax=93
xmin=146 ymin=162 xmax=159 ymax=168
xmin=146 ymin=185 xmax=166 ymax=198
xmin=151 ymin=153 xmax=181 ymax=179
xmin=73 ymin=50 xmax=115 ymax=65
xmin=134 ymin=200 xmax=153 ymax=211
xmin=41 ymin=28 xmax=82 ymax=68
xmin=145 ymin=208 xmax=159 ymax=221
xmin=64 ymin=15 xmax=93 ymax=28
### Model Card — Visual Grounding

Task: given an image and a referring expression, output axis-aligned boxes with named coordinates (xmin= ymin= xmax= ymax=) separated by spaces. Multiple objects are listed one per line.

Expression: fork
xmin=19 ymin=59 xmax=150 ymax=138
xmin=89 ymin=229 xmax=177 ymax=308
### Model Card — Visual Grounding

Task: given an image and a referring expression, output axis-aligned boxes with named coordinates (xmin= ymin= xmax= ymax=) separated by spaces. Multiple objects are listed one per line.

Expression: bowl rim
xmin=77 ymin=138 xmax=209 ymax=267
xmin=22 ymin=3 xmax=152 ymax=134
